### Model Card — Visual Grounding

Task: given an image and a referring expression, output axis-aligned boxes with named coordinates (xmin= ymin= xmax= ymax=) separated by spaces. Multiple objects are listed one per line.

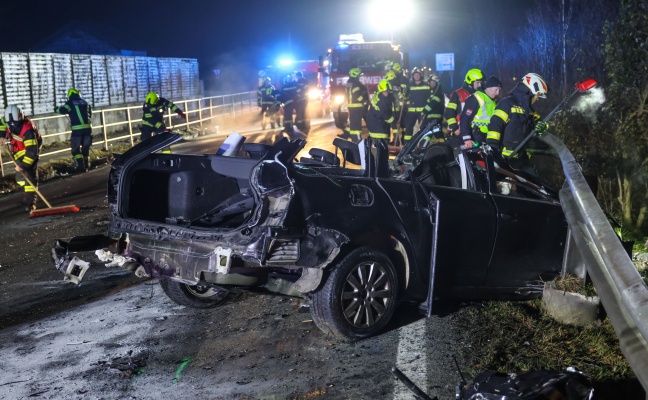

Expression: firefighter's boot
xmin=283 ymin=122 xmax=294 ymax=135
xmin=74 ymin=157 xmax=85 ymax=173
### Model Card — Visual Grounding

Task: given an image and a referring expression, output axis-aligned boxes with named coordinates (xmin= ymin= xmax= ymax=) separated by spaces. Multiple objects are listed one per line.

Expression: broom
xmin=4 ymin=144 xmax=80 ymax=218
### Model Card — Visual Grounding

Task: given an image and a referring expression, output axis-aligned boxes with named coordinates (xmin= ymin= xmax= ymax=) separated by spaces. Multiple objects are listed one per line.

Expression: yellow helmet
xmin=349 ymin=67 xmax=362 ymax=78
xmin=385 ymin=70 xmax=397 ymax=81
xmin=465 ymin=68 xmax=484 ymax=85
xmin=392 ymin=63 xmax=402 ymax=72
xmin=377 ymin=79 xmax=392 ymax=93
xmin=67 ymin=87 xmax=80 ymax=99
xmin=145 ymin=92 xmax=159 ymax=105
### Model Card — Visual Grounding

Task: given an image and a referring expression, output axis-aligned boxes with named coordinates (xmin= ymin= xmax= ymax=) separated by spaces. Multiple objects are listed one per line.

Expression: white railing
xmin=1 ymin=91 xmax=257 ymax=177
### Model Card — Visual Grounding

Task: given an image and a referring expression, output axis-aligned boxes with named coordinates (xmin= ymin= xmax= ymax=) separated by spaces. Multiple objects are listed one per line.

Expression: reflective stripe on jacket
xmin=142 ymin=97 xmax=181 ymax=130
xmin=55 ymin=95 xmax=92 ymax=130
xmin=9 ymin=118 xmax=40 ymax=170
xmin=486 ymin=83 xmax=539 ymax=157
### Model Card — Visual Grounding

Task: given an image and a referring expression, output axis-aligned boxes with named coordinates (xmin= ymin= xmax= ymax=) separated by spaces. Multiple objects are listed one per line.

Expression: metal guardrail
xmin=1 ymin=91 xmax=257 ymax=177
xmin=543 ymin=133 xmax=648 ymax=392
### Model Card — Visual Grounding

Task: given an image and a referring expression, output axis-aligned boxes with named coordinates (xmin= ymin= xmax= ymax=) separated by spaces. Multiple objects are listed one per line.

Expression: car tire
xmin=311 ymin=246 xmax=399 ymax=340
xmin=160 ymin=279 xmax=229 ymax=309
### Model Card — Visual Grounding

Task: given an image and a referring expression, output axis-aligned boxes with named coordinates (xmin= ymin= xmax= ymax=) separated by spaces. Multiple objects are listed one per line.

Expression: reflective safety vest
xmin=471 ymin=91 xmax=496 ymax=133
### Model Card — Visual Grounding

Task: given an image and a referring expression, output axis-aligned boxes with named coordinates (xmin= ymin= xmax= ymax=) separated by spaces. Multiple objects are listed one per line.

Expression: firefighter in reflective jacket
xmin=459 ymin=75 xmax=501 ymax=149
xmin=486 ymin=73 xmax=549 ymax=176
xmin=3 ymin=105 xmax=41 ymax=211
xmin=366 ymin=79 xmax=394 ymax=177
xmin=257 ymin=77 xmax=281 ymax=130
xmin=420 ymin=74 xmax=445 ymax=125
xmin=279 ymin=75 xmax=299 ymax=135
xmin=388 ymin=63 xmax=409 ymax=143
xmin=445 ymin=68 xmax=483 ymax=147
xmin=346 ymin=67 xmax=369 ymax=140
xmin=55 ymin=88 xmax=92 ymax=172
xmin=294 ymin=71 xmax=310 ymax=133
xmin=141 ymin=92 xmax=186 ymax=143
xmin=367 ymin=79 xmax=394 ymax=141
xmin=403 ymin=68 xmax=430 ymax=142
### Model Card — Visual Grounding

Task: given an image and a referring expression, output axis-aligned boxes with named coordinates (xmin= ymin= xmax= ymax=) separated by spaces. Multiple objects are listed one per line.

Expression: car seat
xmin=333 ymin=138 xmax=362 ymax=167
xmin=242 ymin=143 xmax=272 ymax=159
xmin=414 ymin=142 xmax=462 ymax=188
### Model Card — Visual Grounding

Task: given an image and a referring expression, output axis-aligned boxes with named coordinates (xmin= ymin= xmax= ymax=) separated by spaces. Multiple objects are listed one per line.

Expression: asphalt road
xmin=0 ymin=118 xmax=467 ymax=399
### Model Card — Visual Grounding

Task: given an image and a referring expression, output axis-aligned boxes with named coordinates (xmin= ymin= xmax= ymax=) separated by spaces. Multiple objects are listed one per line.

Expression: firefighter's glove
xmin=535 ymin=121 xmax=549 ymax=135
xmin=178 ymin=111 xmax=186 ymax=119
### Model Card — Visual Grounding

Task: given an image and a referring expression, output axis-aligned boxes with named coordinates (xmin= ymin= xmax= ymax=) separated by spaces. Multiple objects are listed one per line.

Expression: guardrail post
xmin=184 ymin=100 xmax=190 ymax=128
xmin=199 ymin=99 xmax=203 ymax=128
xmin=209 ymin=97 xmax=213 ymax=120
xmin=127 ymin=107 xmax=134 ymax=146
xmin=101 ymin=110 xmax=109 ymax=151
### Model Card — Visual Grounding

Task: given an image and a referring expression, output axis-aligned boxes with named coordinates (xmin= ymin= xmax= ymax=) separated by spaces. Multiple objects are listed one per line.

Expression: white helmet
xmin=522 ymin=73 xmax=548 ymax=98
xmin=5 ymin=105 xmax=24 ymax=123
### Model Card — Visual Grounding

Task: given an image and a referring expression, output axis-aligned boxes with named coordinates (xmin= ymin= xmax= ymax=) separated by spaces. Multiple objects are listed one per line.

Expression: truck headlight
xmin=333 ymin=95 xmax=345 ymax=105
xmin=308 ymin=88 xmax=322 ymax=100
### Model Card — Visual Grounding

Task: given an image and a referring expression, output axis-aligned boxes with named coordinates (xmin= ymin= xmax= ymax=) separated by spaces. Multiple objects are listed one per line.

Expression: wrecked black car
xmin=53 ymin=125 xmax=567 ymax=339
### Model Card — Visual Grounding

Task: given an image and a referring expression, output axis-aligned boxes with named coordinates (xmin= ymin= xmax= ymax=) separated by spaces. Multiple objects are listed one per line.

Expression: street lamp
xmin=368 ymin=0 xmax=414 ymax=43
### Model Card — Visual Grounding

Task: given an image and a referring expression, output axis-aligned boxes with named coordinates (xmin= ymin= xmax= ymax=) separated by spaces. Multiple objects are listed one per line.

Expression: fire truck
xmin=259 ymin=60 xmax=330 ymax=118
xmin=322 ymin=33 xmax=408 ymax=132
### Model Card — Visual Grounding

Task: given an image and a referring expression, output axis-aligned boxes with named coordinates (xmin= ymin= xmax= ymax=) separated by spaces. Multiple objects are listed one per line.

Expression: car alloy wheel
xmin=341 ymin=260 xmax=393 ymax=328
xmin=311 ymin=246 xmax=399 ymax=340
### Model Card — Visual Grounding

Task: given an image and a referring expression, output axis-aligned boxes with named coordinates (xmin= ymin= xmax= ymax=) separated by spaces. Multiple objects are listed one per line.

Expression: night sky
xmin=1 ymin=0 xmax=531 ymax=89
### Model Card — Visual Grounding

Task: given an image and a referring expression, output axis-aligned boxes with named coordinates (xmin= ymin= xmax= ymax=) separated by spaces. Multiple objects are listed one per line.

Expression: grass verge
xmin=457 ymin=298 xmax=633 ymax=382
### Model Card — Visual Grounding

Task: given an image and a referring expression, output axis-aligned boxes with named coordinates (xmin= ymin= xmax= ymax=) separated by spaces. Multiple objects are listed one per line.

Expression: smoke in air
xmin=571 ymin=86 xmax=605 ymax=121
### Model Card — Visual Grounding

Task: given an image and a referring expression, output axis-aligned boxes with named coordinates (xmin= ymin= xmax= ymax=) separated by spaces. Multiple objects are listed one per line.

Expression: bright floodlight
xmin=278 ymin=58 xmax=293 ymax=67
xmin=369 ymin=0 xmax=413 ymax=34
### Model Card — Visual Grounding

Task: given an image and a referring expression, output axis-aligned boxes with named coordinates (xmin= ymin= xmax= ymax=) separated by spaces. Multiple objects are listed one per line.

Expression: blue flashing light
xmin=279 ymin=59 xmax=293 ymax=67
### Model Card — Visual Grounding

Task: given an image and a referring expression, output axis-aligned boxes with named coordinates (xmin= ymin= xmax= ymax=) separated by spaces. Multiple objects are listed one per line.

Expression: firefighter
xmin=403 ymin=68 xmax=430 ymax=142
xmin=459 ymin=75 xmax=502 ymax=149
xmin=141 ymin=92 xmax=186 ymax=142
xmin=420 ymin=74 xmax=445 ymax=128
xmin=389 ymin=63 xmax=409 ymax=144
xmin=346 ymin=67 xmax=369 ymax=141
xmin=279 ymin=75 xmax=298 ymax=135
xmin=445 ymin=68 xmax=484 ymax=148
xmin=367 ymin=79 xmax=395 ymax=141
xmin=486 ymin=73 xmax=549 ymax=176
xmin=55 ymin=88 xmax=92 ymax=172
xmin=366 ymin=79 xmax=394 ymax=177
xmin=2 ymin=105 xmax=41 ymax=212
xmin=294 ymin=71 xmax=310 ymax=133
xmin=257 ymin=77 xmax=281 ymax=130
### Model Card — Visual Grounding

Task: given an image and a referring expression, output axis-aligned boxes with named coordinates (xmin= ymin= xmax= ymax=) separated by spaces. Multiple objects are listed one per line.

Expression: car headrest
xmin=333 ymin=138 xmax=362 ymax=165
